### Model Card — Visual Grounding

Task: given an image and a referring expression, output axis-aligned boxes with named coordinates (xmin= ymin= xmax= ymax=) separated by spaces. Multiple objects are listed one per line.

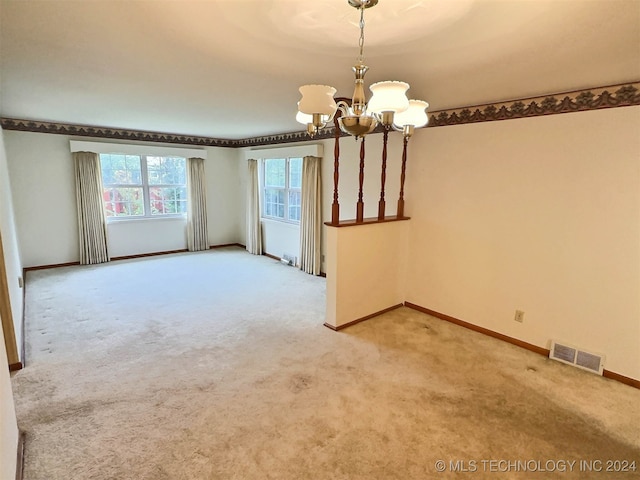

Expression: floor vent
xmin=281 ymin=254 xmax=296 ymax=266
xmin=549 ymin=340 xmax=605 ymax=375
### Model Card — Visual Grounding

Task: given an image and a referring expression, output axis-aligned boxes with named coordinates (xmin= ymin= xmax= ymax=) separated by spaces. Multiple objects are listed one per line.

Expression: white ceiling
xmin=1 ymin=0 xmax=639 ymax=139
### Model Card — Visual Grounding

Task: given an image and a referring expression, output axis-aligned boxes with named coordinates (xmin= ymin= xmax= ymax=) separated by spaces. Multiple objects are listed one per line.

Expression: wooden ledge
xmin=325 ymin=215 xmax=410 ymax=228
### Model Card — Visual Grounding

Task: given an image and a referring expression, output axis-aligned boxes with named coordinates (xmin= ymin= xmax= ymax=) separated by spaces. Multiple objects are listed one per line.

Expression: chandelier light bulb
xmin=367 ymin=81 xmax=410 ymax=115
xmin=393 ymin=99 xmax=430 ymax=128
xmin=298 ymin=85 xmax=337 ymax=117
xmin=296 ymin=110 xmax=313 ymax=125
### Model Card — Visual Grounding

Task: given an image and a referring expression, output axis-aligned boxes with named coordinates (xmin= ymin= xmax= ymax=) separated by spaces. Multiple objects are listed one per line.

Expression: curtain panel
xmin=246 ymin=159 xmax=263 ymax=255
xmin=299 ymin=156 xmax=322 ymax=275
xmin=73 ymin=151 xmax=109 ymax=265
xmin=187 ymin=157 xmax=209 ymax=252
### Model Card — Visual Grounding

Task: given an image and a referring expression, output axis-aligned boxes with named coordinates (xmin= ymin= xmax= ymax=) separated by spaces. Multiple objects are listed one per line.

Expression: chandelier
xmin=296 ymin=0 xmax=429 ymax=139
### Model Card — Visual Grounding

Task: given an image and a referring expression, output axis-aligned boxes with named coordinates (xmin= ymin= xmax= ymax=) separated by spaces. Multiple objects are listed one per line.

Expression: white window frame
xmin=260 ymin=157 xmax=302 ymax=224
xmin=249 ymin=144 xmax=322 ymax=226
xmin=100 ymin=154 xmax=188 ymax=221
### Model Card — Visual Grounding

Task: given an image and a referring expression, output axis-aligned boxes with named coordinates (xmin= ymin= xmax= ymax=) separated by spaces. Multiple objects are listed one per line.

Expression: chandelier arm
xmin=335 ymin=100 xmax=351 ymax=116
xmin=372 ymin=111 xmax=396 ymax=127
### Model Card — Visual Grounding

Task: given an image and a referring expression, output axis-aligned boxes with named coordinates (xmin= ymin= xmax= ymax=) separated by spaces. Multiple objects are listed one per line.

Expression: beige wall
xmin=4 ymin=131 xmax=244 ymax=267
xmin=404 ymin=106 xmax=640 ymax=379
xmin=0 ymin=128 xmax=20 ymax=480
xmin=326 ymin=220 xmax=407 ymax=328
xmin=0 ymin=328 xmax=19 ymax=480
xmin=0 ymin=129 xmax=24 ymax=362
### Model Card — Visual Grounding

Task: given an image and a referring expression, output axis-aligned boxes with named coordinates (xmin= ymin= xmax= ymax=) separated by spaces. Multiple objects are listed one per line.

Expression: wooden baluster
xmin=397 ymin=135 xmax=409 ymax=218
xmin=331 ymin=112 xmax=341 ymax=225
xmin=356 ymin=137 xmax=365 ymax=222
xmin=377 ymin=127 xmax=389 ymax=220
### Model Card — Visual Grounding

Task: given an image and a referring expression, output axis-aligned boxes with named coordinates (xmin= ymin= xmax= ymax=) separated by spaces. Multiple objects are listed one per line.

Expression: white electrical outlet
xmin=514 ymin=310 xmax=525 ymax=323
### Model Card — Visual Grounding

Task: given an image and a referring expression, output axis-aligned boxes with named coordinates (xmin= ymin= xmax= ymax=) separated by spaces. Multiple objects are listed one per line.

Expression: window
xmin=100 ymin=154 xmax=187 ymax=218
xmin=262 ymin=157 xmax=302 ymax=223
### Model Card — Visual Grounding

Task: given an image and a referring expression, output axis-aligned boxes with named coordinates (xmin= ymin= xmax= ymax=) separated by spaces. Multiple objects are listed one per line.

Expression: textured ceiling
xmin=1 ymin=0 xmax=639 ymax=139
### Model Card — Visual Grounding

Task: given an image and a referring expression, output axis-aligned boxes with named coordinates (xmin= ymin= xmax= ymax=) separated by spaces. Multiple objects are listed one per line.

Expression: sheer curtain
xmin=299 ymin=156 xmax=322 ymax=275
xmin=73 ymin=151 xmax=109 ymax=265
xmin=246 ymin=159 xmax=262 ymax=255
xmin=187 ymin=157 xmax=209 ymax=251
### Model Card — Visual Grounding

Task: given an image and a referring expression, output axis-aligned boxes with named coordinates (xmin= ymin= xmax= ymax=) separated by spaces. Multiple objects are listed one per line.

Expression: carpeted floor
xmin=11 ymin=247 xmax=640 ymax=479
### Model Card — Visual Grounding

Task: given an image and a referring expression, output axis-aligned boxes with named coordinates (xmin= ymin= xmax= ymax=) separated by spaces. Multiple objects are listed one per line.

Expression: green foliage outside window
xmin=100 ymin=154 xmax=187 ymax=218
xmin=262 ymin=157 xmax=302 ymax=223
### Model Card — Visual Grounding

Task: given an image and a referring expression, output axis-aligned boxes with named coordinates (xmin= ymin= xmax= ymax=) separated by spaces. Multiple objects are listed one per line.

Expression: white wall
xmin=326 ymin=220 xmax=407 ymax=328
xmin=4 ymin=131 xmax=243 ymax=266
xmin=404 ymin=106 xmax=640 ymax=379
xmin=0 ymin=129 xmax=23 ymax=360
xmin=204 ymin=148 xmax=243 ymax=247
xmin=107 ymin=218 xmax=188 ymax=258
xmin=5 ymin=131 xmax=77 ymax=267
xmin=261 ymin=218 xmax=300 ymax=261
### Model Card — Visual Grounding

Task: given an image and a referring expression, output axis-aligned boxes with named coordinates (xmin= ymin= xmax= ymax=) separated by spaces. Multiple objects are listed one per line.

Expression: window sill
xmin=260 ymin=217 xmax=301 ymax=228
xmin=106 ymin=215 xmax=187 ymax=224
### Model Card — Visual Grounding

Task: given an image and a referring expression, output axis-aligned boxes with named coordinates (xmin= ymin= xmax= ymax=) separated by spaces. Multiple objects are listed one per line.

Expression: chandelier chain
xmin=297 ymin=0 xmax=429 ymax=139
xmin=358 ymin=3 xmax=366 ymax=64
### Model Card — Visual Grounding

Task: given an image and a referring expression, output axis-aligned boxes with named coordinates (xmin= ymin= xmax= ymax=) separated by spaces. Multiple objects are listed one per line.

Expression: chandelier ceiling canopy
xmin=296 ymin=0 xmax=429 ymax=139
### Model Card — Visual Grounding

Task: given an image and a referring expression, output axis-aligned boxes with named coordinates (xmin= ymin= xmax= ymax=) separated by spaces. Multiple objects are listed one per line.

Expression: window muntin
xmin=100 ymin=154 xmax=187 ymax=219
xmin=262 ymin=157 xmax=302 ymax=223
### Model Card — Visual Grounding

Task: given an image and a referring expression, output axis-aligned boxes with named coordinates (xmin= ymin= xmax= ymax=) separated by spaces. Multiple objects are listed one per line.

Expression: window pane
xmin=265 ymin=159 xmax=286 ymax=188
xmin=149 ymin=186 xmax=187 ymax=215
xmin=100 ymin=153 xmax=188 ymax=219
xmin=288 ymin=190 xmax=301 ymax=222
xmin=125 ymin=155 xmax=142 ymax=184
xmin=102 ymin=187 xmax=144 ymax=216
xmin=264 ymin=188 xmax=285 ymax=218
xmin=289 ymin=158 xmax=302 ymax=189
xmin=100 ymin=154 xmax=142 ymax=185
xmin=147 ymin=156 xmax=186 ymax=185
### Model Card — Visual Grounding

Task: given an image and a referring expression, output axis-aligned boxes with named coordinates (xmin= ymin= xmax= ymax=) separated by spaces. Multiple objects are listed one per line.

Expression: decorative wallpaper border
xmin=427 ymin=83 xmax=640 ymax=127
xmin=0 ymin=119 xmax=237 ymax=148
xmin=1 ymin=83 xmax=638 ymax=148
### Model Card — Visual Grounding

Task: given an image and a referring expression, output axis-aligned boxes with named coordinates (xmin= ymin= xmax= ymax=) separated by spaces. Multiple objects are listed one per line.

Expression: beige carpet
xmin=11 ymin=247 xmax=640 ymax=479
